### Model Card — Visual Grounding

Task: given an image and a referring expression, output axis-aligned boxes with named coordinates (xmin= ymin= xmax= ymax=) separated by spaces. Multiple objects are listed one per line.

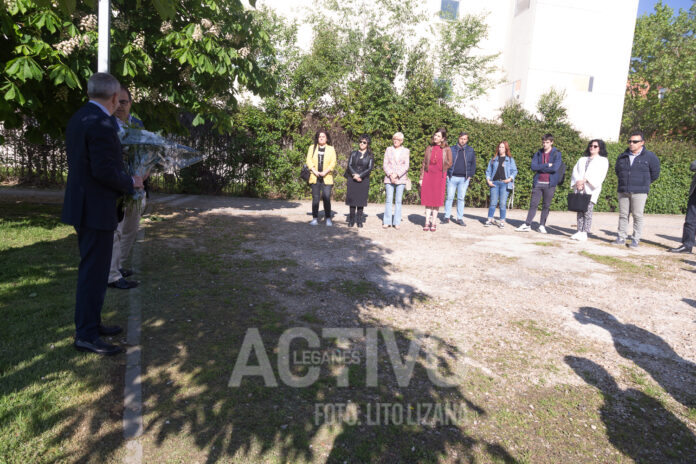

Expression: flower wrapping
xmin=119 ymin=128 xmax=203 ymax=212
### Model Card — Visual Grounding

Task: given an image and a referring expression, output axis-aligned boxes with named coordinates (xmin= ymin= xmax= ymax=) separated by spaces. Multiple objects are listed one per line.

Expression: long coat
xmin=61 ymin=102 xmax=134 ymax=231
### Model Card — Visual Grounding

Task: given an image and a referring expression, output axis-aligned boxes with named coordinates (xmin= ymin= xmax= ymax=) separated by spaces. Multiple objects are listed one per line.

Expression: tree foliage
xmin=0 ymin=0 xmax=277 ymax=141
xmin=622 ymin=1 xmax=696 ymax=140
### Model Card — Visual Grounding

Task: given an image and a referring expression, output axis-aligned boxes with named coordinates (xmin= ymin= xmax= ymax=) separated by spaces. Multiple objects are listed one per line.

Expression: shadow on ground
xmin=566 ymin=356 xmax=696 ymax=463
xmin=0 ymin=201 xmax=126 ymax=463
xmin=574 ymin=307 xmax=696 ymax=409
xmin=136 ymin=204 xmax=519 ymax=463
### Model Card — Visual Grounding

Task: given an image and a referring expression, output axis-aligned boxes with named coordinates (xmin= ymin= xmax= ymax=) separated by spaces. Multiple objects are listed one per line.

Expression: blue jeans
xmin=444 ymin=176 xmax=470 ymax=220
xmin=488 ymin=181 xmax=510 ymax=220
xmin=384 ymin=183 xmax=405 ymax=226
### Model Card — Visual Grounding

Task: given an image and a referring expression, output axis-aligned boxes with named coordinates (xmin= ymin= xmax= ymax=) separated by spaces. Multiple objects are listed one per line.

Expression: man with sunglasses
xmin=613 ymin=130 xmax=660 ymax=248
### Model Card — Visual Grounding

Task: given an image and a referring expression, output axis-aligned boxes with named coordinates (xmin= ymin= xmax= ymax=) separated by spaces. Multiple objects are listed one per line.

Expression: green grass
xmin=579 ymin=251 xmax=659 ymax=277
xmin=0 ymin=201 xmax=125 ymax=463
xmin=533 ymin=241 xmax=560 ymax=247
xmin=510 ymin=319 xmax=555 ymax=342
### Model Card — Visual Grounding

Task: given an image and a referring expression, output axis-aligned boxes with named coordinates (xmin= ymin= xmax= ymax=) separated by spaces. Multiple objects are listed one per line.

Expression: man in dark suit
xmin=61 ymin=72 xmax=144 ymax=355
xmin=669 ymin=160 xmax=696 ymax=254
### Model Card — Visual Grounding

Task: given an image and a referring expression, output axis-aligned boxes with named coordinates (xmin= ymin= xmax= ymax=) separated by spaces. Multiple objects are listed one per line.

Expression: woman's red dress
xmin=420 ymin=145 xmax=446 ymax=207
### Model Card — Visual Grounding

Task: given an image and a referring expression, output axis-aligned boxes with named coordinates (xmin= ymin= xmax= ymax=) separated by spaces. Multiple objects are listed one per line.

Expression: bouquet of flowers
xmin=119 ymin=127 xmax=203 ymax=213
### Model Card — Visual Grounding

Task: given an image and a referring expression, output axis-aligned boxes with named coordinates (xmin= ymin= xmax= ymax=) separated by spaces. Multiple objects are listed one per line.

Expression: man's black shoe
xmin=108 ymin=278 xmax=139 ymax=289
xmin=456 ymin=219 xmax=466 ymax=226
xmin=669 ymin=244 xmax=692 ymax=253
xmin=442 ymin=218 xmax=450 ymax=224
xmin=74 ymin=337 xmax=124 ymax=356
xmin=98 ymin=324 xmax=123 ymax=336
xmin=119 ymin=268 xmax=134 ymax=278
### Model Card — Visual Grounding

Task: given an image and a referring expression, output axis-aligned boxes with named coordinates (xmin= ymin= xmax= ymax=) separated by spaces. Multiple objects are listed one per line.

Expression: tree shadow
xmin=565 ymin=356 xmax=696 ymax=463
xmin=0 ymin=202 xmax=127 ymax=462
xmin=135 ymin=207 xmax=521 ymax=463
xmin=150 ymin=193 xmax=302 ymax=211
xmin=574 ymin=306 xmax=696 ymax=409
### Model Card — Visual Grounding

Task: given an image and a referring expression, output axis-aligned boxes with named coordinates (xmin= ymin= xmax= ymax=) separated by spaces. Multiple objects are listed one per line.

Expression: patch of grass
xmin=238 ymin=258 xmax=298 ymax=272
xmin=687 ymin=408 xmax=696 ymax=422
xmin=510 ymin=319 xmax=554 ymax=342
xmin=533 ymin=241 xmax=560 ymax=247
xmin=299 ymin=311 xmax=324 ymax=324
xmin=579 ymin=251 xmax=658 ymax=277
xmin=337 ymin=278 xmax=378 ymax=299
xmin=0 ymin=201 xmax=124 ymax=463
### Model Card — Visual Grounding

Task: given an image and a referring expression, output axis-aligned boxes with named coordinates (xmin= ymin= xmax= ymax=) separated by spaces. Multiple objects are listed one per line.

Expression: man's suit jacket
xmin=61 ymin=102 xmax=134 ymax=231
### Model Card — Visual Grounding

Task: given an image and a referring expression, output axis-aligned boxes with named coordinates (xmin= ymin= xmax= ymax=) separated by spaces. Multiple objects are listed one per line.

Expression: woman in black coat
xmin=345 ymin=134 xmax=375 ymax=227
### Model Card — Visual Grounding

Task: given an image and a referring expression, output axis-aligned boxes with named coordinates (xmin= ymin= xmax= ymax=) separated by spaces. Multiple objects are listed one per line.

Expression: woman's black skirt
xmin=345 ymin=176 xmax=370 ymax=207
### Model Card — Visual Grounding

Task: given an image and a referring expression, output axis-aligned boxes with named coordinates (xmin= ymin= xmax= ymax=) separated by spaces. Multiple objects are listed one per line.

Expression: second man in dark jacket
xmin=443 ymin=132 xmax=476 ymax=226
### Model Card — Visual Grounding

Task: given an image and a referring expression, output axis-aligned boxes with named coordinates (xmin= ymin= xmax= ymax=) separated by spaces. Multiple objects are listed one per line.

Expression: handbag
xmin=300 ymin=164 xmax=311 ymax=182
xmin=567 ymin=191 xmax=592 ymax=212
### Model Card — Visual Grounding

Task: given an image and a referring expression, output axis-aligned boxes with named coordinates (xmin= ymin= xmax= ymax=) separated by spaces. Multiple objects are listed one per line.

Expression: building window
xmin=440 ymin=0 xmax=459 ymax=21
xmin=515 ymin=0 xmax=530 ymax=16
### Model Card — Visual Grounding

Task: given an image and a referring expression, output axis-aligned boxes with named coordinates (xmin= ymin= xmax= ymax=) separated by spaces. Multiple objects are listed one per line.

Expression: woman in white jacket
xmin=569 ymin=139 xmax=609 ymax=241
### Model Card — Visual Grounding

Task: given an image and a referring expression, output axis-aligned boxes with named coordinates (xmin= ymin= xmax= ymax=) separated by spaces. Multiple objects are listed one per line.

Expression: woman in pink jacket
xmin=382 ymin=132 xmax=410 ymax=229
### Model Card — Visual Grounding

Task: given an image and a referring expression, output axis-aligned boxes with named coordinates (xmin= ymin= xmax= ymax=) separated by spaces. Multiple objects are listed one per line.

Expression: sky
xmin=637 ymin=0 xmax=693 ymax=16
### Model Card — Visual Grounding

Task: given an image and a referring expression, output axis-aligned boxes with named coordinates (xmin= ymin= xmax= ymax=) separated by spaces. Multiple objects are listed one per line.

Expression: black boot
xmin=357 ymin=210 xmax=364 ymax=228
xmin=349 ymin=213 xmax=355 ymax=227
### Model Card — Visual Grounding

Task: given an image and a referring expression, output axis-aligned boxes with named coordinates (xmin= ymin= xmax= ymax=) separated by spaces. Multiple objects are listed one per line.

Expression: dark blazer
xmin=61 ymin=102 xmax=134 ymax=231
xmin=347 ymin=150 xmax=374 ymax=178
xmin=531 ymin=147 xmax=563 ymax=187
xmin=615 ymin=148 xmax=661 ymax=194
xmin=447 ymin=143 xmax=476 ymax=178
xmin=689 ymin=160 xmax=696 ymax=197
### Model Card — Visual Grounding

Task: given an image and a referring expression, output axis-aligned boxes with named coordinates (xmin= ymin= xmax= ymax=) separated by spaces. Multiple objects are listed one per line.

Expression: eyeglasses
xmin=359 ymin=141 xmax=368 ymax=144
xmin=590 ymin=144 xmax=599 ymax=148
xmin=628 ymin=139 xmax=642 ymax=144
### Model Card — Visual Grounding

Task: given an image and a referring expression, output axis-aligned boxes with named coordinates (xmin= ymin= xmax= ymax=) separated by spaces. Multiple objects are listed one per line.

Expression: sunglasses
xmin=628 ymin=139 xmax=642 ymax=144
xmin=590 ymin=144 xmax=599 ymax=148
xmin=359 ymin=140 xmax=368 ymax=144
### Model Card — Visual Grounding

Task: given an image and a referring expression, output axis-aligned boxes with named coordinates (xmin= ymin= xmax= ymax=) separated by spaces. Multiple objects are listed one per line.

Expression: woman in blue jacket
xmin=484 ymin=141 xmax=518 ymax=228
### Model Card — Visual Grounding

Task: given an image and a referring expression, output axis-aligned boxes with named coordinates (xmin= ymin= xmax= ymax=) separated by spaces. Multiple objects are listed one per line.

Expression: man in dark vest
xmin=61 ymin=72 xmax=144 ymax=355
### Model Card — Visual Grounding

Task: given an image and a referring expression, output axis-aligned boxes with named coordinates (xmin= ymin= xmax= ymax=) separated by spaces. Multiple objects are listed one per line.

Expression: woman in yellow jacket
xmin=306 ymin=129 xmax=337 ymax=226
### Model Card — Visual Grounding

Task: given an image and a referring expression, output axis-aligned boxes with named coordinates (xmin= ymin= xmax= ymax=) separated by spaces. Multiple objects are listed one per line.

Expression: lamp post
xmin=97 ymin=0 xmax=110 ymax=72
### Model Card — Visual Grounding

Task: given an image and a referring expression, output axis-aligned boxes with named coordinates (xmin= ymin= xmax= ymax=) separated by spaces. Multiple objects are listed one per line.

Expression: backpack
xmin=557 ymin=160 xmax=567 ymax=185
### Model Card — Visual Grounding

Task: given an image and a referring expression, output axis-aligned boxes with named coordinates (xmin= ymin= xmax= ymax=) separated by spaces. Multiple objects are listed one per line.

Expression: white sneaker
xmin=484 ymin=219 xmax=495 ymax=227
xmin=577 ymin=232 xmax=588 ymax=241
xmin=325 ymin=218 xmax=333 ymax=227
xmin=515 ymin=224 xmax=531 ymax=232
xmin=309 ymin=219 xmax=318 ymax=226
xmin=538 ymin=225 xmax=547 ymax=234
xmin=570 ymin=231 xmax=581 ymax=240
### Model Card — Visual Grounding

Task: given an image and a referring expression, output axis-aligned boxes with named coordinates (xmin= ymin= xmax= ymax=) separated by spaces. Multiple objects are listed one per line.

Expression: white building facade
xmin=260 ymin=0 xmax=639 ymax=141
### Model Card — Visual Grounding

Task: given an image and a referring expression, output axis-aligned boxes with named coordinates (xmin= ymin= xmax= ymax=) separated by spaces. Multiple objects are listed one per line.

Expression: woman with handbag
xmin=419 ymin=128 xmax=453 ymax=232
xmin=306 ymin=130 xmax=337 ymax=226
xmin=484 ymin=141 xmax=518 ymax=228
xmin=569 ymin=139 xmax=609 ymax=241
xmin=382 ymin=132 xmax=410 ymax=229
xmin=345 ymin=134 xmax=375 ymax=228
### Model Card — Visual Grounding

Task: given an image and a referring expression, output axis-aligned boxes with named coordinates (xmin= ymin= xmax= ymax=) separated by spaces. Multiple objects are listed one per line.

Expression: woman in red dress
xmin=419 ymin=128 xmax=453 ymax=231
